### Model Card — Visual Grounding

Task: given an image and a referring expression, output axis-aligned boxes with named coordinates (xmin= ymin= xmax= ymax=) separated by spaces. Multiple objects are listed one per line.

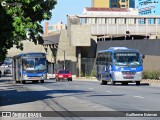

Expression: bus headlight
xmin=113 ymin=72 xmax=121 ymax=80
xmin=135 ymin=71 xmax=142 ymax=79
xmin=23 ymin=74 xmax=27 ymax=79
xmin=42 ymin=74 xmax=46 ymax=79
xmin=136 ymin=71 xmax=142 ymax=75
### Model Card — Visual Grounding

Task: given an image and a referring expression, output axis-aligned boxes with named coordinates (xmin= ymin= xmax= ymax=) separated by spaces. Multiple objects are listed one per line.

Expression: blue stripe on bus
xmin=112 ymin=66 xmax=143 ymax=72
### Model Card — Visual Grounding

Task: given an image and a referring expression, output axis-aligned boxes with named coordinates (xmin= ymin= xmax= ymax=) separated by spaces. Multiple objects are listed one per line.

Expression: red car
xmin=55 ymin=70 xmax=72 ymax=81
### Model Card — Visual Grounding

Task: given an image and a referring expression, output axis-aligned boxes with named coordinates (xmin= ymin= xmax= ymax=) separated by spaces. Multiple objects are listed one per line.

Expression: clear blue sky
xmin=41 ymin=0 xmax=91 ymax=29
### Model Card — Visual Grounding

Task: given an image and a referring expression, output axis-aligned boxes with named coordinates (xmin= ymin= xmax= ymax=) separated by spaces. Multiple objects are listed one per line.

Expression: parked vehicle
xmin=55 ymin=70 xmax=72 ymax=81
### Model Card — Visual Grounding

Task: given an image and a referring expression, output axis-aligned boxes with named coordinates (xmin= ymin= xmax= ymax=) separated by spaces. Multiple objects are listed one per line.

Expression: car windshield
xmin=22 ymin=58 xmax=46 ymax=71
xmin=114 ymin=52 xmax=141 ymax=66
xmin=59 ymin=70 xmax=70 ymax=74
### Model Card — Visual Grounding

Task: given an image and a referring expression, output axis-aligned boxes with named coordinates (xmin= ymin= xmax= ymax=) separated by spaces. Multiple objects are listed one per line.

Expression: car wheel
xmin=56 ymin=78 xmax=60 ymax=82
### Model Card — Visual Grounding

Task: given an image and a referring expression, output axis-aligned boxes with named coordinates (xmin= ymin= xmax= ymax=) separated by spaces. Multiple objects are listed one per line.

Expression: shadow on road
xmin=0 ymin=79 xmax=91 ymax=107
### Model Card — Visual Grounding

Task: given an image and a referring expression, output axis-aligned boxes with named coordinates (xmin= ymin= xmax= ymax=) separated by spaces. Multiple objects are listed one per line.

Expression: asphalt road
xmin=0 ymin=77 xmax=160 ymax=120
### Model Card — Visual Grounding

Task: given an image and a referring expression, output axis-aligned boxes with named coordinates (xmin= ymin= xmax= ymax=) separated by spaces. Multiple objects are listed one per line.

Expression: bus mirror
xmin=142 ymin=54 xmax=145 ymax=59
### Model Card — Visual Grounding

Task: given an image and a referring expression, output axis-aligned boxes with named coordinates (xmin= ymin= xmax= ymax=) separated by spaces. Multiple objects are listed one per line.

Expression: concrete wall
xmin=7 ymin=40 xmax=45 ymax=57
xmin=56 ymin=29 xmax=77 ymax=76
xmin=97 ymin=39 xmax=160 ymax=71
xmin=70 ymin=25 xmax=91 ymax=46
xmin=144 ymin=55 xmax=160 ymax=71
xmin=57 ymin=29 xmax=76 ymax=61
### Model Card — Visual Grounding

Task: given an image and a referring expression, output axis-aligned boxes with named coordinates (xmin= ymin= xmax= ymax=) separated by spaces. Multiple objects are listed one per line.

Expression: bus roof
xmin=98 ymin=47 xmax=139 ymax=53
xmin=12 ymin=52 xmax=46 ymax=58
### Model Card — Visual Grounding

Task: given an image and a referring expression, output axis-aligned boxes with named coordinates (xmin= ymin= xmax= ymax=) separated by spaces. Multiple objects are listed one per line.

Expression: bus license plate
xmin=29 ymin=77 xmax=39 ymax=79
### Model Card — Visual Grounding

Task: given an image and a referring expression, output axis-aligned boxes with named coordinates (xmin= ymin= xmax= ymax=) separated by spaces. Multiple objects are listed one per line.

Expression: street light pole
xmin=57 ymin=46 xmax=65 ymax=70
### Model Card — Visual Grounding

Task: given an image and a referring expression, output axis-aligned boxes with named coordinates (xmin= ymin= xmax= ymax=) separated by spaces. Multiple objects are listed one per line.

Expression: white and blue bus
xmin=12 ymin=52 xmax=47 ymax=83
xmin=96 ymin=47 xmax=145 ymax=85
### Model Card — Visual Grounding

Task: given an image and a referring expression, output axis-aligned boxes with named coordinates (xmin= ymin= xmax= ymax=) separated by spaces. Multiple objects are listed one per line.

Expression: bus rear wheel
xmin=41 ymin=80 xmax=44 ymax=83
xmin=101 ymin=80 xmax=107 ymax=85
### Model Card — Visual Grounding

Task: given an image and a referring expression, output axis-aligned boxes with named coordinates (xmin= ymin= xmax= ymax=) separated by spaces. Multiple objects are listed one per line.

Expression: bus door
xmin=105 ymin=63 xmax=111 ymax=81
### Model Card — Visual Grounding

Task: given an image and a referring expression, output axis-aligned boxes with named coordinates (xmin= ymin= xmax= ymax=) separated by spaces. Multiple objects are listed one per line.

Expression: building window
xmin=121 ymin=5 xmax=126 ymax=7
xmin=48 ymin=26 xmax=53 ymax=30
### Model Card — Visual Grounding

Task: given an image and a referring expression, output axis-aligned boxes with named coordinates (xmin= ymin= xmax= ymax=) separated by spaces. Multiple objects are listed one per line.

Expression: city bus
xmin=12 ymin=52 xmax=47 ymax=83
xmin=96 ymin=47 xmax=145 ymax=85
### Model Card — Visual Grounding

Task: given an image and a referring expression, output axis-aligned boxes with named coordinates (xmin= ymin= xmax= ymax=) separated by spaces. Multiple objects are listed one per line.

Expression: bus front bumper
xmin=112 ymin=71 xmax=142 ymax=82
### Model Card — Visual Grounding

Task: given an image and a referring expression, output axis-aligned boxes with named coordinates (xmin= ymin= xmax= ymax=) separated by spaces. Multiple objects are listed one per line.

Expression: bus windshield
xmin=114 ymin=52 xmax=141 ymax=66
xmin=22 ymin=57 xmax=46 ymax=71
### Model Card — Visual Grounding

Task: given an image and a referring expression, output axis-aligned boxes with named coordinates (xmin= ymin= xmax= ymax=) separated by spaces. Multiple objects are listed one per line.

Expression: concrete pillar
xmin=136 ymin=18 xmax=139 ymax=35
xmin=78 ymin=48 xmax=81 ymax=77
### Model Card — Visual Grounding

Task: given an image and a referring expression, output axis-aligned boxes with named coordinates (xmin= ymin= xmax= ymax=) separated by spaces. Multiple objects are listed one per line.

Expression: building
xmin=129 ymin=0 xmax=135 ymax=8
xmin=138 ymin=0 xmax=160 ymax=15
xmin=111 ymin=0 xmax=129 ymax=8
xmin=92 ymin=0 xmax=110 ymax=8
xmin=43 ymin=7 xmax=160 ymax=77
xmin=92 ymin=0 xmax=134 ymax=8
xmin=45 ymin=22 xmax=66 ymax=36
xmin=7 ymin=6 xmax=160 ymax=78
xmin=137 ymin=0 xmax=160 ymax=24
xmin=83 ymin=7 xmax=138 ymax=16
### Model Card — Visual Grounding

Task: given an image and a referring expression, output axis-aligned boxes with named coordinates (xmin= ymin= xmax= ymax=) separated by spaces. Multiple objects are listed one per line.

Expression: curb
xmin=75 ymin=78 xmax=160 ymax=86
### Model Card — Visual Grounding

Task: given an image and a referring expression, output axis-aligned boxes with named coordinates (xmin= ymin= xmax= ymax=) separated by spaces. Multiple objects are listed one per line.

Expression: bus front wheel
xmin=111 ymin=80 xmax=115 ymax=85
xmin=41 ymin=80 xmax=44 ymax=83
xmin=122 ymin=82 xmax=128 ymax=85
xmin=22 ymin=81 xmax=26 ymax=84
xmin=15 ymin=80 xmax=20 ymax=83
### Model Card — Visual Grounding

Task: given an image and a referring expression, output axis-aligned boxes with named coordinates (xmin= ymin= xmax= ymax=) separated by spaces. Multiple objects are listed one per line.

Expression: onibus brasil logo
xmin=1 ymin=1 xmax=22 ymax=7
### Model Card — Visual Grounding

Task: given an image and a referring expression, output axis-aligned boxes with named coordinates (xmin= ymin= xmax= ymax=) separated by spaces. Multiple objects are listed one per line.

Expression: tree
xmin=0 ymin=0 xmax=57 ymax=62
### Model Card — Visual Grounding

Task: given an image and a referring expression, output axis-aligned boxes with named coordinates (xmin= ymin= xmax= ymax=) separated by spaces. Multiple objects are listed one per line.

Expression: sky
xmin=41 ymin=0 xmax=91 ymax=29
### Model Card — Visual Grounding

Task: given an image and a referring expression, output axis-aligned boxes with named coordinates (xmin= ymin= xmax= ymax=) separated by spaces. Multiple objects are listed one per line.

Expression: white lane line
xmin=89 ymin=88 xmax=94 ymax=90
xmin=75 ymin=86 xmax=79 ymax=88
xmin=134 ymin=96 xmax=144 ymax=99
xmin=105 ymin=91 xmax=113 ymax=93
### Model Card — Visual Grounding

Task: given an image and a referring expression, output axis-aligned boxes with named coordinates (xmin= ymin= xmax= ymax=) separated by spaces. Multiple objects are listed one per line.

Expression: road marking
xmin=105 ymin=91 xmax=113 ymax=93
xmin=89 ymin=88 xmax=93 ymax=90
xmin=134 ymin=96 xmax=144 ymax=99
xmin=75 ymin=86 xmax=79 ymax=88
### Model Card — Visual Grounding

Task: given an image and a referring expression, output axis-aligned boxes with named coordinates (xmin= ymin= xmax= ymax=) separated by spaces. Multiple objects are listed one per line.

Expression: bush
xmin=90 ymin=70 xmax=96 ymax=77
xmin=142 ymin=71 xmax=160 ymax=80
